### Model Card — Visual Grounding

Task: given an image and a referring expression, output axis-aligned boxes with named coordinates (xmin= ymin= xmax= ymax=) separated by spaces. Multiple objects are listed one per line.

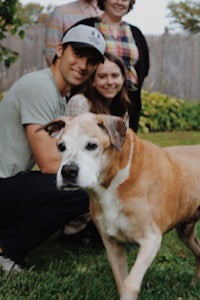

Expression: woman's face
xmin=104 ymin=0 xmax=130 ymax=20
xmin=93 ymin=58 xmax=125 ymax=100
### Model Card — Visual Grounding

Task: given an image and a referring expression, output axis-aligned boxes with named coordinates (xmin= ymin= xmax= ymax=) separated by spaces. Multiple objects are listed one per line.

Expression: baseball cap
xmin=62 ymin=25 xmax=106 ymax=63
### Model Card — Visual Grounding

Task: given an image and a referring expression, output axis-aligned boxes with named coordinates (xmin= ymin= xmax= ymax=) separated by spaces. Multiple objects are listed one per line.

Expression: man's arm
xmin=26 ymin=124 xmax=61 ymax=174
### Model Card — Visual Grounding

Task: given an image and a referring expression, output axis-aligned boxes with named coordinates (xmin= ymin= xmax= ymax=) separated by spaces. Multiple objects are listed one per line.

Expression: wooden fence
xmin=145 ymin=32 xmax=200 ymax=102
xmin=0 ymin=25 xmax=47 ymax=92
xmin=0 ymin=25 xmax=200 ymax=102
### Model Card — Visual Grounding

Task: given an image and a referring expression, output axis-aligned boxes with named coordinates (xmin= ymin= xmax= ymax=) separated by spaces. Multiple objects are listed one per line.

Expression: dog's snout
xmin=61 ymin=163 xmax=79 ymax=182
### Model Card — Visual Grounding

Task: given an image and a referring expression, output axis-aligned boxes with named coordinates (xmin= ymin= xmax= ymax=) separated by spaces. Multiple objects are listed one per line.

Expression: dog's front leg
xmin=121 ymin=232 xmax=162 ymax=300
xmin=102 ymin=235 xmax=128 ymax=296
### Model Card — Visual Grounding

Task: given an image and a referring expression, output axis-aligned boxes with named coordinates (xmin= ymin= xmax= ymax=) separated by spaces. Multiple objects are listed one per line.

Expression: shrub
xmin=139 ymin=91 xmax=200 ymax=133
xmin=0 ymin=92 xmax=5 ymax=101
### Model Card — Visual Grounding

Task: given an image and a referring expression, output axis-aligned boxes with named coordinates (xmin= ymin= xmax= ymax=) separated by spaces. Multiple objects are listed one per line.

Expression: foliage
xmin=16 ymin=2 xmax=45 ymax=24
xmin=0 ymin=0 xmax=25 ymax=67
xmin=0 ymin=92 xmax=5 ymax=101
xmin=167 ymin=0 xmax=200 ymax=33
xmin=139 ymin=91 xmax=200 ymax=133
xmin=0 ymin=1 xmax=50 ymax=68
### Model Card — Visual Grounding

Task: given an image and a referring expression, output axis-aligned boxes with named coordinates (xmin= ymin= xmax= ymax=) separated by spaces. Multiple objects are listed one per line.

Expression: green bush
xmin=0 ymin=92 xmax=4 ymax=101
xmin=139 ymin=91 xmax=200 ymax=133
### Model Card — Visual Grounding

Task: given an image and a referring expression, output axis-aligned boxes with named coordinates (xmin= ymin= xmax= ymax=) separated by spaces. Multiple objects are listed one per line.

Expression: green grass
xmin=1 ymin=131 xmax=200 ymax=300
xmin=139 ymin=130 xmax=200 ymax=147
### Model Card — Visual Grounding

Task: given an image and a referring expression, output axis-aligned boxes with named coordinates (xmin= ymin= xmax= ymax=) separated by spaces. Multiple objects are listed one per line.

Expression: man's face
xmin=58 ymin=44 xmax=100 ymax=87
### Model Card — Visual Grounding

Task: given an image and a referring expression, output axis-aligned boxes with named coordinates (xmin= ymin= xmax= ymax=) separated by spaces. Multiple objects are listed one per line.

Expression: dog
xmin=40 ymin=112 xmax=200 ymax=300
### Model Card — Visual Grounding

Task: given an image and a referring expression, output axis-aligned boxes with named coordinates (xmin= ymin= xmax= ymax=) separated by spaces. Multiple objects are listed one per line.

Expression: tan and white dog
xmin=40 ymin=112 xmax=200 ymax=300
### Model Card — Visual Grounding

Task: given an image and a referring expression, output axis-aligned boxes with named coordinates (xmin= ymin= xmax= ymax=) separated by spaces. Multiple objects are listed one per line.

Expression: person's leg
xmin=60 ymin=219 xmax=103 ymax=248
xmin=0 ymin=171 xmax=89 ymax=265
xmin=128 ymin=90 xmax=141 ymax=133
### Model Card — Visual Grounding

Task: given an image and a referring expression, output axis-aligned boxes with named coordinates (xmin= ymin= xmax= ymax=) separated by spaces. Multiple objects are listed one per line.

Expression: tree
xmin=167 ymin=0 xmax=200 ymax=33
xmin=16 ymin=2 xmax=44 ymax=24
xmin=0 ymin=0 xmax=25 ymax=67
xmin=37 ymin=4 xmax=53 ymax=25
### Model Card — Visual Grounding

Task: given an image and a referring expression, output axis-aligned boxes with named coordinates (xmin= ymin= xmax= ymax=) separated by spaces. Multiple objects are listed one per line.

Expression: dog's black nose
xmin=61 ymin=163 xmax=79 ymax=183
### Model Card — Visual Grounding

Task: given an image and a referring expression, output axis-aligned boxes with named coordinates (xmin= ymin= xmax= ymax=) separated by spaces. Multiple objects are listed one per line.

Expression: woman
xmin=66 ymin=52 xmax=131 ymax=121
xmin=71 ymin=0 xmax=149 ymax=132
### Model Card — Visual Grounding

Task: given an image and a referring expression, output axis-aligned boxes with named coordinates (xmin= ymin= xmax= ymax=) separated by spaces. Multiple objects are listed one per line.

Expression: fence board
xmin=144 ymin=33 xmax=200 ymax=101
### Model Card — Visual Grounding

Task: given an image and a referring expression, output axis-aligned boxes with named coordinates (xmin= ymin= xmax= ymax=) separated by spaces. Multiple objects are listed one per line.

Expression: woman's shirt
xmin=95 ymin=19 xmax=139 ymax=91
xmin=65 ymin=94 xmax=90 ymax=116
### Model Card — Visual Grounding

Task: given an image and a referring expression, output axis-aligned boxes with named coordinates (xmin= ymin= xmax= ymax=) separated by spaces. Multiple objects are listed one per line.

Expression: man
xmin=45 ymin=0 xmax=103 ymax=66
xmin=0 ymin=24 xmax=106 ymax=272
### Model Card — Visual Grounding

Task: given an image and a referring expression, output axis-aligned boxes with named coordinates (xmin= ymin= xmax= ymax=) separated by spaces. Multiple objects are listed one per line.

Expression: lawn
xmin=0 ymin=131 xmax=200 ymax=300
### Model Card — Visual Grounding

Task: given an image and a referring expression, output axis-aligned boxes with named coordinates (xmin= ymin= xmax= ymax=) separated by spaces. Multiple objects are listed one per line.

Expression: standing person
xmin=0 ymin=24 xmax=106 ymax=272
xmin=66 ymin=52 xmax=131 ymax=120
xmin=45 ymin=0 xmax=103 ymax=65
xmin=72 ymin=0 xmax=149 ymax=132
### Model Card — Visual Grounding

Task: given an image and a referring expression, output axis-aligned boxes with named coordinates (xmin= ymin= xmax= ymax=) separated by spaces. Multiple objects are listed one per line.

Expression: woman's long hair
xmin=82 ymin=52 xmax=132 ymax=117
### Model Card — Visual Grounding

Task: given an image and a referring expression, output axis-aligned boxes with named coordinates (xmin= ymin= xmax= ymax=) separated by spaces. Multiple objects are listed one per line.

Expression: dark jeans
xmin=0 ymin=171 xmax=89 ymax=264
xmin=128 ymin=89 xmax=142 ymax=133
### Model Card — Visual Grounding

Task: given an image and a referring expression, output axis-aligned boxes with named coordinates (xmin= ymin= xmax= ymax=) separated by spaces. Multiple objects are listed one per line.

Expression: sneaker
xmin=0 ymin=254 xmax=22 ymax=273
xmin=60 ymin=220 xmax=104 ymax=249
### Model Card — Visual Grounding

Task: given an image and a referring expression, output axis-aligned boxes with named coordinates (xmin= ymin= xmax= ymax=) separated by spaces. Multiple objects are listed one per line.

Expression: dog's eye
xmin=57 ymin=142 xmax=66 ymax=152
xmin=85 ymin=142 xmax=98 ymax=151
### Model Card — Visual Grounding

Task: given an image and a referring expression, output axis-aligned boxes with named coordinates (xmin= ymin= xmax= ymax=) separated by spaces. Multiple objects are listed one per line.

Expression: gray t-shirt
xmin=0 ymin=68 xmax=66 ymax=178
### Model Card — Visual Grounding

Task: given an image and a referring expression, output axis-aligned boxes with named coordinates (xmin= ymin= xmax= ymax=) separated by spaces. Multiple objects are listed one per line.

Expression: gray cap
xmin=62 ymin=24 xmax=106 ymax=62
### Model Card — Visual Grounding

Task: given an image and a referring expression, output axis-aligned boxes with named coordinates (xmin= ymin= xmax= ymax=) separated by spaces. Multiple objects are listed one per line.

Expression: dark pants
xmin=128 ymin=89 xmax=142 ymax=133
xmin=0 ymin=171 xmax=89 ymax=264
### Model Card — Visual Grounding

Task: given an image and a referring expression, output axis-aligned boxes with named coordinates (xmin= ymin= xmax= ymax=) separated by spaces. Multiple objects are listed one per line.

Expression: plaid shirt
xmin=95 ymin=20 xmax=139 ymax=91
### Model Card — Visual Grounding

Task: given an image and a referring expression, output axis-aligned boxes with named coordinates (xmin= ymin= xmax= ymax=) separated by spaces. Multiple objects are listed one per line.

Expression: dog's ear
xmin=96 ymin=115 xmax=127 ymax=151
xmin=37 ymin=120 xmax=66 ymax=139
xmin=36 ymin=116 xmax=73 ymax=139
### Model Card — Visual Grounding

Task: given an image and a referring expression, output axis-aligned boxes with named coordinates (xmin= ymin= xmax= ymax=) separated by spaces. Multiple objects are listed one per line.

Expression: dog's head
xmin=39 ymin=113 xmax=127 ymax=190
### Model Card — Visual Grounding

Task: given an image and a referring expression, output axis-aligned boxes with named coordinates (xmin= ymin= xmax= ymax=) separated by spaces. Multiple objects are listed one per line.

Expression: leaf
xmin=18 ymin=29 xmax=25 ymax=39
